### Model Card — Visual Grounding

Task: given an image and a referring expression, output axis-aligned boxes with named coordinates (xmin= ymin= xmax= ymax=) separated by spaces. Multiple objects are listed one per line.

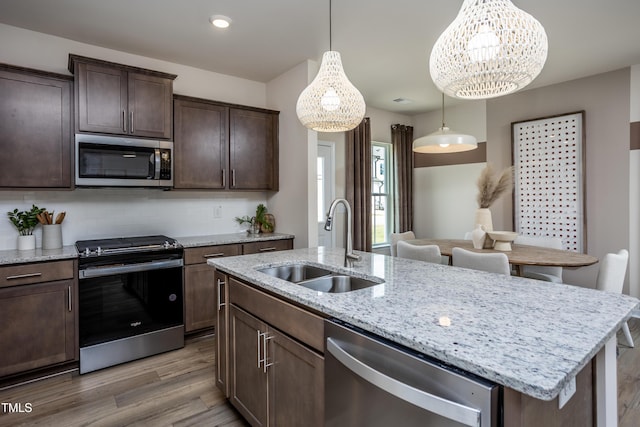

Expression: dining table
xmin=409 ymin=238 xmax=599 ymax=276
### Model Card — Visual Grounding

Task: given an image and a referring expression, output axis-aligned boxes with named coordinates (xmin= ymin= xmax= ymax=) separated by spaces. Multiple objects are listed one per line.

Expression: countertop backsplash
xmin=0 ymin=189 xmax=268 ymax=250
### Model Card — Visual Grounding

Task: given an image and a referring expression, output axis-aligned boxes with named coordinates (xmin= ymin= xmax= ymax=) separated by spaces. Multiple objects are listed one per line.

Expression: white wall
xmin=266 ymin=60 xmax=317 ymax=249
xmin=412 ymin=101 xmax=488 ymax=240
xmin=487 ymin=69 xmax=630 ymax=290
xmin=0 ymin=24 xmax=274 ymax=250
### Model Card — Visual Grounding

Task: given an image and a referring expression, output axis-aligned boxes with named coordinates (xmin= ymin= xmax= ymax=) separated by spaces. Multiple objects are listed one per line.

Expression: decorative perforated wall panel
xmin=512 ymin=111 xmax=585 ymax=252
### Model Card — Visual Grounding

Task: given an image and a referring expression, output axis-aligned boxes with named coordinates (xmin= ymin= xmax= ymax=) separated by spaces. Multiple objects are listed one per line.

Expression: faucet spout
xmin=326 ymin=198 xmax=361 ymax=267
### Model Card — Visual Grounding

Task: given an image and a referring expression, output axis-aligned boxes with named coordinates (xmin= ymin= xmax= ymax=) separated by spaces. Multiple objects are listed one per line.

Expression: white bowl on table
xmin=486 ymin=231 xmax=518 ymax=251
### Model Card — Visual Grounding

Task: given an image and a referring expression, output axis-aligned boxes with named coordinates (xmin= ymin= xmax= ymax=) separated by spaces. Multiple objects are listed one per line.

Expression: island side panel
xmin=503 ymin=360 xmax=594 ymax=427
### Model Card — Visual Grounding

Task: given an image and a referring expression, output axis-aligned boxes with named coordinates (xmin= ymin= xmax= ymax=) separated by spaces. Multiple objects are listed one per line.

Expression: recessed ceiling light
xmin=209 ymin=15 xmax=231 ymax=29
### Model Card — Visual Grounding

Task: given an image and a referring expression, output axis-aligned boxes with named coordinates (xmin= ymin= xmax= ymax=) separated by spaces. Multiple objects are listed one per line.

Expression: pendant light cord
xmin=441 ymin=93 xmax=446 ymax=128
xmin=329 ymin=0 xmax=332 ymax=51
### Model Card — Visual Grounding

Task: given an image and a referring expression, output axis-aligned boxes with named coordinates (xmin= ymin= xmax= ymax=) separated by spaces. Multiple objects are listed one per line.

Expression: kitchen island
xmin=209 ymin=247 xmax=639 ymax=426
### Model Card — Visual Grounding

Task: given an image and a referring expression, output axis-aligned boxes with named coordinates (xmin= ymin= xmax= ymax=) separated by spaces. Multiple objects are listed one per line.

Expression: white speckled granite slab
xmin=176 ymin=232 xmax=294 ymax=248
xmin=0 ymin=233 xmax=294 ymax=265
xmin=209 ymin=247 xmax=640 ymax=401
xmin=0 ymin=245 xmax=78 ymax=265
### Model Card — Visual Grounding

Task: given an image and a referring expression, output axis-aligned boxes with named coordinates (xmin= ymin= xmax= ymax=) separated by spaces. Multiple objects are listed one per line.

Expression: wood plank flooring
xmin=0 ymin=333 xmax=247 ymax=427
xmin=1 ymin=319 xmax=639 ymax=426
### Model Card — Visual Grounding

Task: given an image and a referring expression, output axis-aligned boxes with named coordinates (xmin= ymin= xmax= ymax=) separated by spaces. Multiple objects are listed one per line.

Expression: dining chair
xmin=451 ymin=247 xmax=511 ymax=276
xmin=513 ymin=235 xmax=563 ymax=283
xmin=596 ymin=249 xmax=634 ymax=347
xmin=390 ymin=231 xmax=416 ymax=257
xmin=396 ymin=240 xmax=441 ymax=264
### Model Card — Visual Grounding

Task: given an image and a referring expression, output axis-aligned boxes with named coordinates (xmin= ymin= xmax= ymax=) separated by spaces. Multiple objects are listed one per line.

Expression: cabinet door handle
xmin=122 ymin=110 xmax=127 ymax=132
xmin=204 ymin=253 xmax=225 ymax=259
xmin=263 ymin=333 xmax=274 ymax=373
xmin=216 ymin=278 xmax=226 ymax=311
xmin=221 ymin=169 xmax=226 ymax=188
xmin=68 ymin=285 xmax=72 ymax=312
xmin=232 ymin=169 xmax=236 ymax=188
xmin=257 ymin=330 xmax=263 ymax=368
xmin=6 ymin=272 xmax=42 ymax=280
xmin=130 ymin=111 xmax=134 ymax=133
xmin=259 ymin=247 xmax=277 ymax=252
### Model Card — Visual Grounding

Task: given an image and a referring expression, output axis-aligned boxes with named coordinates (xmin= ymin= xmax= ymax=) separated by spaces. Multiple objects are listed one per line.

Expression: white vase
xmin=471 ymin=224 xmax=486 ymax=249
xmin=474 ymin=208 xmax=494 ymax=248
xmin=17 ymin=235 xmax=36 ymax=251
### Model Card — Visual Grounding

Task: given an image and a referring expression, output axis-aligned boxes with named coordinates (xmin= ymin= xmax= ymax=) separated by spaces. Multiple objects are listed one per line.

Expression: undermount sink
xmin=256 ymin=263 xmax=382 ymax=293
xmin=257 ymin=264 xmax=333 ymax=283
xmin=296 ymin=275 xmax=380 ymax=293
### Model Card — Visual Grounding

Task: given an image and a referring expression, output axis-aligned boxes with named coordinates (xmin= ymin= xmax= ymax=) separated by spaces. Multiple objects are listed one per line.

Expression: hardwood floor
xmin=0 ymin=333 xmax=247 ymax=427
xmin=1 ymin=319 xmax=639 ymax=426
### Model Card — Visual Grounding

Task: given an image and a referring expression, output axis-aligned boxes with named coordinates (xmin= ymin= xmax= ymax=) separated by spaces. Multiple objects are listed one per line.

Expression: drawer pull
xmin=204 ymin=253 xmax=225 ymax=258
xmin=259 ymin=247 xmax=277 ymax=252
xmin=68 ymin=286 xmax=72 ymax=312
xmin=6 ymin=272 xmax=42 ymax=280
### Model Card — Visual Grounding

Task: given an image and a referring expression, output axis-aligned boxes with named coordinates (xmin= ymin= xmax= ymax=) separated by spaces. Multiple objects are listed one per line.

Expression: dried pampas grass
xmin=476 ymin=165 xmax=513 ymax=208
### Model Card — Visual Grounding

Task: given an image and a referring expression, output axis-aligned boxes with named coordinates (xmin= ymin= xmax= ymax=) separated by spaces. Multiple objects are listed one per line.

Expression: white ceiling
xmin=1 ymin=0 xmax=640 ymax=115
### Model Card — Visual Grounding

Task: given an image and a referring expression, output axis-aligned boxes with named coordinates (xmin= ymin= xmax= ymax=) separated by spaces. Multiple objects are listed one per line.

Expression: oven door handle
xmin=79 ymin=259 xmax=184 ymax=279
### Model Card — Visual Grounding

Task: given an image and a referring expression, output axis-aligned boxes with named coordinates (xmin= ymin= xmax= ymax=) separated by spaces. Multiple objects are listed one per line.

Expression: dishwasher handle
xmin=326 ymin=338 xmax=481 ymax=427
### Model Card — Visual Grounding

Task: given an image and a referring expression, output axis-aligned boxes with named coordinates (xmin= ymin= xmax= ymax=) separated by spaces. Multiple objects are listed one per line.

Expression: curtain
xmin=346 ymin=117 xmax=372 ymax=252
xmin=391 ymin=124 xmax=414 ymax=232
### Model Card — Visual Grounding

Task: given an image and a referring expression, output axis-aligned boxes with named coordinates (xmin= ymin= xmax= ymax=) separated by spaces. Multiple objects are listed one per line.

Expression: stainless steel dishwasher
xmin=325 ymin=320 xmax=501 ymax=427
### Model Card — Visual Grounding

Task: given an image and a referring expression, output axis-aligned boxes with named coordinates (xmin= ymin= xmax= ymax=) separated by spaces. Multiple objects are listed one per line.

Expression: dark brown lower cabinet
xmin=184 ymin=263 xmax=217 ymax=332
xmin=183 ymin=244 xmax=241 ymax=334
xmin=0 ymin=280 xmax=76 ymax=377
xmin=229 ymin=305 xmax=323 ymax=427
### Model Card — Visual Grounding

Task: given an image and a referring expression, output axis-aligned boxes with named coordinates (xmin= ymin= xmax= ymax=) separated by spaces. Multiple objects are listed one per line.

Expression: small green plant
xmin=234 ymin=215 xmax=255 ymax=226
xmin=7 ymin=205 xmax=46 ymax=235
xmin=235 ymin=204 xmax=274 ymax=233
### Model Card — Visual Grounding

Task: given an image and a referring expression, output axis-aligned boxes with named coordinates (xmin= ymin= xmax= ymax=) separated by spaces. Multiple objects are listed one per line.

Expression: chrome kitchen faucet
xmin=324 ymin=198 xmax=361 ymax=268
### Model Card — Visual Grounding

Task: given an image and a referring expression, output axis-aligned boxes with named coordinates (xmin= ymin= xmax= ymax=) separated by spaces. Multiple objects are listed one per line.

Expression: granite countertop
xmin=0 ymin=245 xmax=78 ymax=265
xmin=208 ymin=247 xmax=640 ymax=401
xmin=176 ymin=232 xmax=294 ymax=248
xmin=0 ymin=232 xmax=295 ymax=265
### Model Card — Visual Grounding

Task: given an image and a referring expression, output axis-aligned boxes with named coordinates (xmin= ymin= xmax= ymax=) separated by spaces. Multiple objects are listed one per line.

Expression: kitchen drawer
xmin=184 ymin=244 xmax=242 ymax=265
xmin=242 ymin=239 xmax=293 ymax=255
xmin=0 ymin=260 xmax=75 ymax=288
xmin=229 ymin=277 xmax=325 ymax=352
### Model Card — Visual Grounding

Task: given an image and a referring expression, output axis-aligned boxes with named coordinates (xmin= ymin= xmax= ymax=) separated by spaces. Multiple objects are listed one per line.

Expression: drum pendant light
xmin=413 ymin=93 xmax=477 ymax=153
xmin=429 ymin=0 xmax=548 ymax=100
xmin=296 ymin=0 xmax=365 ymax=132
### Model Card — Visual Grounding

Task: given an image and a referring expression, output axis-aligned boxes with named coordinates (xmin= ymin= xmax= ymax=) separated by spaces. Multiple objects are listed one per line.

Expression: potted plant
xmin=7 ymin=204 xmax=46 ymax=250
xmin=235 ymin=215 xmax=260 ymax=234
xmin=475 ymin=165 xmax=512 ymax=247
xmin=255 ymin=203 xmax=275 ymax=233
xmin=235 ymin=204 xmax=275 ymax=234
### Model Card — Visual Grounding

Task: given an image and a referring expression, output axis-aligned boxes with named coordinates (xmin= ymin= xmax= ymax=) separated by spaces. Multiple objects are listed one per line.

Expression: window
xmin=372 ymin=142 xmax=394 ymax=247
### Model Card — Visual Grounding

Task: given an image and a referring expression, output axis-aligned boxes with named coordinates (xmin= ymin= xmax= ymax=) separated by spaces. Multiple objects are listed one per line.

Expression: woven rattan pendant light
xmin=430 ymin=0 xmax=548 ymax=100
xmin=413 ymin=93 xmax=477 ymax=153
xmin=296 ymin=0 xmax=365 ymax=132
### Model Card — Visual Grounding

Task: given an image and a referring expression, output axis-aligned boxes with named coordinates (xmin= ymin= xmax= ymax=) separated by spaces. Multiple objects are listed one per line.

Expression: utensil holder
xmin=42 ymin=224 xmax=62 ymax=249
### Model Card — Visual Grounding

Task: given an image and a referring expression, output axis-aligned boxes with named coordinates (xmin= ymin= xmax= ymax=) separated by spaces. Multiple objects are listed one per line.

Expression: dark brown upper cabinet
xmin=229 ymin=107 xmax=278 ymax=190
xmin=69 ymin=54 xmax=176 ymax=139
xmin=173 ymin=95 xmax=279 ymax=191
xmin=0 ymin=64 xmax=72 ymax=189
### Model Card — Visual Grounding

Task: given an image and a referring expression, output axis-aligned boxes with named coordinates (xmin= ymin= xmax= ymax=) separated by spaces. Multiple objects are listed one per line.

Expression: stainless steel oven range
xmin=76 ymin=235 xmax=184 ymax=374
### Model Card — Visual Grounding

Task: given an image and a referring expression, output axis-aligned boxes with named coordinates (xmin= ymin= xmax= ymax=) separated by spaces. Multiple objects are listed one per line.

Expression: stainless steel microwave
xmin=75 ymin=134 xmax=173 ymax=188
